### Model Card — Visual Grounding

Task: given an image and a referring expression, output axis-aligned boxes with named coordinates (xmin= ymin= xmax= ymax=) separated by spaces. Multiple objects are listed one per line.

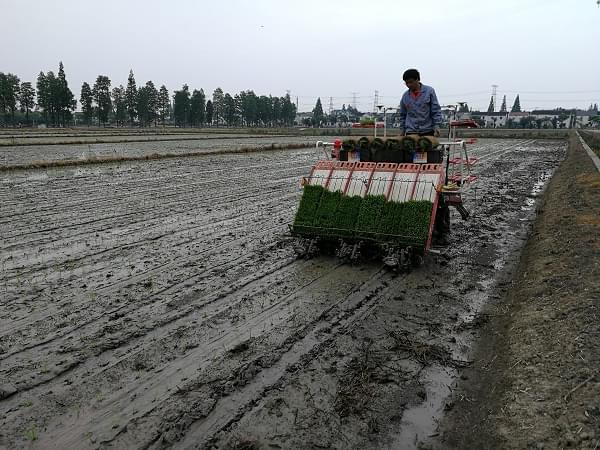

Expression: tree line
xmin=171 ymin=85 xmax=297 ymax=128
xmin=0 ymin=63 xmax=297 ymax=127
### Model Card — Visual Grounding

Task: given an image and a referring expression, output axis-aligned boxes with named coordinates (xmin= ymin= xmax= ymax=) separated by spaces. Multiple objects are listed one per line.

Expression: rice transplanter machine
xmin=290 ymin=127 xmax=477 ymax=270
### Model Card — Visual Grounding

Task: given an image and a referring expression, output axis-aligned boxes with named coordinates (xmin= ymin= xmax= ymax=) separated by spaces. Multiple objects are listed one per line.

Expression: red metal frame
xmin=342 ymin=162 xmax=376 ymax=195
xmin=449 ymin=156 xmax=478 ymax=166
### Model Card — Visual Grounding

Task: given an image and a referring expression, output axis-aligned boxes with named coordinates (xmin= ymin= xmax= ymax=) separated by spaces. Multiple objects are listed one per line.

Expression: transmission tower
xmin=351 ymin=92 xmax=358 ymax=110
xmin=491 ymin=85 xmax=498 ymax=112
xmin=373 ymin=90 xmax=379 ymax=113
xmin=328 ymin=97 xmax=334 ymax=115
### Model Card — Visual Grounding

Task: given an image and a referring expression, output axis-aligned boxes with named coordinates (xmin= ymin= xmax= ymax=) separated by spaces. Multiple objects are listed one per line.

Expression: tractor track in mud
xmin=0 ymin=138 xmax=567 ymax=449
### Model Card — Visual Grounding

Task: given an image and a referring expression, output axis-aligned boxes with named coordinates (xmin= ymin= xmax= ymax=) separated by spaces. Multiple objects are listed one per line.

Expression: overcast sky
xmin=3 ymin=0 xmax=600 ymax=112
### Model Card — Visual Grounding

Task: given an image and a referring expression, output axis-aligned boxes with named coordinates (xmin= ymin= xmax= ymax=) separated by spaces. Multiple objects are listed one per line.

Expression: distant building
xmin=295 ymin=112 xmax=313 ymax=126
xmin=507 ymin=111 xmax=529 ymax=122
xmin=470 ymin=111 xmax=508 ymax=128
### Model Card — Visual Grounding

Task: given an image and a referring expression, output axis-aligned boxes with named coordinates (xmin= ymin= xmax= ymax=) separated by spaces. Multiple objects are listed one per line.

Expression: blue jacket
xmin=399 ymin=84 xmax=442 ymax=133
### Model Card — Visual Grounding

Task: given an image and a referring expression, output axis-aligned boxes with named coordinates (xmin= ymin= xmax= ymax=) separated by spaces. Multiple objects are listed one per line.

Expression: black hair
xmin=403 ymin=69 xmax=420 ymax=81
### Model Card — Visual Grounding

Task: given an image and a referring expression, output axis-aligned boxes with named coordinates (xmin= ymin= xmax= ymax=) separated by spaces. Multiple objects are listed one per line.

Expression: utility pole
xmin=491 ymin=85 xmax=498 ymax=112
xmin=373 ymin=90 xmax=379 ymax=114
xmin=351 ymin=92 xmax=358 ymax=110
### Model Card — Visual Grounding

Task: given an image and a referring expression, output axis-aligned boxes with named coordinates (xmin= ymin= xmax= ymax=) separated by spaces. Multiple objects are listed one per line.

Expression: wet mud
xmin=0 ymin=139 xmax=565 ymax=449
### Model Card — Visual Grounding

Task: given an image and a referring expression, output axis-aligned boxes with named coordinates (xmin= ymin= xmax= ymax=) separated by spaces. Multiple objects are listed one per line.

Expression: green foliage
xmin=173 ymin=84 xmax=190 ymax=127
xmin=126 ymin=70 xmax=137 ymax=125
xmin=511 ymin=94 xmax=521 ymax=113
xmin=342 ymin=139 xmax=356 ymax=151
xmin=137 ymin=80 xmax=158 ymax=126
xmin=80 ymin=82 xmax=93 ymax=125
xmin=223 ymin=93 xmax=236 ymax=126
xmin=377 ymin=200 xmax=405 ymax=236
xmin=57 ymin=62 xmax=76 ymax=124
xmin=292 ymin=186 xmax=433 ymax=246
xmin=355 ymin=195 xmax=386 ymax=237
xmin=371 ymin=138 xmax=385 ymax=151
xmin=378 ymin=200 xmax=432 ymax=244
xmin=92 ymin=75 xmax=112 ymax=125
xmin=24 ymin=426 xmax=38 ymax=441
xmin=314 ymin=189 xmax=342 ymax=234
xmin=357 ymin=137 xmax=370 ymax=150
xmin=30 ymin=63 xmax=75 ymax=126
xmin=499 ymin=95 xmax=507 ymax=113
xmin=292 ymin=185 xmax=324 ymax=234
xmin=312 ymin=97 xmax=324 ymax=127
xmin=189 ymin=88 xmax=205 ymax=127
xmin=0 ymin=72 xmax=20 ymax=125
xmin=330 ymin=195 xmax=362 ymax=237
xmin=19 ymin=81 xmax=35 ymax=122
xmin=205 ymin=100 xmax=214 ymax=125
xmin=417 ymin=136 xmax=438 ymax=151
xmin=158 ymin=85 xmax=170 ymax=125
xmin=402 ymin=136 xmax=417 ymax=151
xmin=112 ymin=85 xmax=127 ymax=126
xmin=385 ymin=138 xmax=401 ymax=151
xmin=487 ymin=95 xmax=495 ymax=113
xmin=3 ymin=63 xmax=300 ymax=128
xmin=212 ymin=87 xmax=224 ymax=126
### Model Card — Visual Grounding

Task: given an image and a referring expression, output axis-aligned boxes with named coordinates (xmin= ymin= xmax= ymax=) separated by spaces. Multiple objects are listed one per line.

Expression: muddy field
xmin=0 ymin=135 xmax=318 ymax=168
xmin=0 ymin=138 xmax=565 ymax=449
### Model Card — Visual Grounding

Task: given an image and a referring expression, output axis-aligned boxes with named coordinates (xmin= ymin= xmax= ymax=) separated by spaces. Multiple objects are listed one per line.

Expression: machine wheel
xmin=411 ymin=252 xmax=424 ymax=267
xmin=433 ymin=204 xmax=451 ymax=246
xmin=436 ymin=204 xmax=451 ymax=234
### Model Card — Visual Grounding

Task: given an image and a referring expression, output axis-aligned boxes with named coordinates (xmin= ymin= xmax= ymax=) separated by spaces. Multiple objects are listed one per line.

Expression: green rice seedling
xmin=357 ymin=136 xmax=372 ymax=161
xmin=314 ymin=189 xmax=343 ymax=235
xmin=24 ymin=426 xmax=38 ymax=441
xmin=385 ymin=138 xmax=402 ymax=151
xmin=330 ymin=195 xmax=363 ymax=237
xmin=402 ymin=135 xmax=418 ymax=151
xmin=417 ymin=136 xmax=439 ymax=151
xmin=342 ymin=139 xmax=356 ymax=151
xmin=357 ymin=136 xmax=370 ymax=150
xmin=292 ymin=185 xmax=324 ymax=235
xmin=377 ymin=200 xmax=406 ymax=237
xmin=370 ymin=138 xmax=385 ymax=152
xmin=395 ymin=201 xmax=433 ymax=244
xmin=355 ymin=195 xmax=386 ymax=239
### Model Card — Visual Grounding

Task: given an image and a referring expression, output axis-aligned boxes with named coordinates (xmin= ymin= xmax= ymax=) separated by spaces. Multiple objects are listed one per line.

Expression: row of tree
xmin=1 ymin=63 xmax=77 ymax=127
xmin=487 ymin=94 xmax=522 ymax=113
xmin=79 ymin=71 xmax=170 ymax=127
xmin=171 ymin=85 xmax=297 ymax=127
xmin=1 ymin=63 xmax=298 ymax=128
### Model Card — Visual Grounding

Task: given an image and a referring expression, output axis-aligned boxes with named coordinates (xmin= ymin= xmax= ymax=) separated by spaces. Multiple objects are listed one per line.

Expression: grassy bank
xmin=436 ymin=132 xmax=600 ymax=449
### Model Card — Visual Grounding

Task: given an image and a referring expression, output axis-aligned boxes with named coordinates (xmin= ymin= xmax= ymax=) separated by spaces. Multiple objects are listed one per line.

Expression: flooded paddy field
xmin=0 ymin=138 xmax=566 ymax=449
xmin=0 ymin=134 xmax=318 ymax=167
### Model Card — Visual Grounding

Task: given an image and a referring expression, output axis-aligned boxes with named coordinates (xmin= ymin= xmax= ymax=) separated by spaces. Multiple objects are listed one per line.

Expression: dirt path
xmin=433 ymin=133 xmax=600 ymax=449
xmin=0 ymin=139 xmax=566 ymax=449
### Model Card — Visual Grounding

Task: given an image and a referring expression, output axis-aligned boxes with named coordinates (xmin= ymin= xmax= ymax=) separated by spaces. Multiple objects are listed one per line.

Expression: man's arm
xmin=430 ymin=89 xmax=442 ymax=136
xmin=398 ymin=95 xmax=407 ymax=135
